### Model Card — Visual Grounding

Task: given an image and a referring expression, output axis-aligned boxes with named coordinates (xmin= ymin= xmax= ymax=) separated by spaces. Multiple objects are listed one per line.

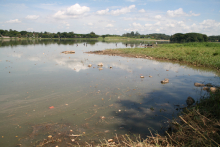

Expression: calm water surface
xmin=0 ymin=39 xmax=219 ymax=146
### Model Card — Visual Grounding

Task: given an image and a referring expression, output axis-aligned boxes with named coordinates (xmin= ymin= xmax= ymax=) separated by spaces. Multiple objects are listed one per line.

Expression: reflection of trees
xmin=0 ymin=39 xmax=99 ymax=47
xmin=112 ymin=86 xmax=187 ymax=138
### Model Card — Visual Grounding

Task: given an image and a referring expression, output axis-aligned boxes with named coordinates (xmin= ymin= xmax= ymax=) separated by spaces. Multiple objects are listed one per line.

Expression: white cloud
xmin=26 ymin=28 xmax=34 ymax=31
xmin=126 ymin=0 xmax=137 ymax=2
xmin=155 ymin=15 xmax=162 ymax=19
xmin=111 ymin=5 xmax=135 ymax=15
xmin=167 ymin=8 xmax=200 ymax=17
xmin=96 ymin=8 xmax=109 ymax=15
xmin=88 ymin=23 xmax=93 ymax=26
xmin=132 ymin=22 xmax=142 ymax=27
xmin=6 ymin=19 xmax=21 ymax=23
xmin=25 ymin=15 xmax=39 ymax=20
xmin=155 ymin=21 xmax=161 ymax=25
xmin=145 ymin=24 xmax=152 ymax=27
xmin=106 ymin=24 xmax=114 ymax=27
xmin=53 ymin=3 xmax=90 ymax=19
xmin=139 ymin=9 xmax=145 ymax=13
xmin=200 ymin=19 xmax=220 ymax=28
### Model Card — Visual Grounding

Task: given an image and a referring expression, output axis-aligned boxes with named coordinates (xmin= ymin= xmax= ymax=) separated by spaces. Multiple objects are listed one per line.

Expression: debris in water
xmin=61 ymin=51 xmax=75 ymax=54
xmin=88 ymin=64 xmax=92 ymax=67
xmin=98 ymin=63 xmax=103 ymax=66
xmin=140 ymin=76 xmax=144 ymax=78
xmin=194 ymin=82 xmax=205 ymax=87
xmin=161 ymin=78 xmax=169 ymax=84
xmin=49 ymin=106 xmax=54 ymax=109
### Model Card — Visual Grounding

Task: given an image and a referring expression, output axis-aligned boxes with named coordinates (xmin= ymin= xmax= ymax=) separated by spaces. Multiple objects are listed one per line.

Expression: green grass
xmin=106 ymin=42 xmax=220 ymax=69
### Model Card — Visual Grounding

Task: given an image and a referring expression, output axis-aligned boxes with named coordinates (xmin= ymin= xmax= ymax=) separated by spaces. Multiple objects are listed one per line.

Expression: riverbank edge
xmin=86 ymin=48 xmax=220 ymax=146
xmin=86 ymin=47 xmax=220 ymax=71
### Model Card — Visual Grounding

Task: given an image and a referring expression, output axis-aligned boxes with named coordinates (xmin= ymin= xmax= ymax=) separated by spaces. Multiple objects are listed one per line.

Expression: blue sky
xmin=0 ymin=0 xmax=220 ymax=35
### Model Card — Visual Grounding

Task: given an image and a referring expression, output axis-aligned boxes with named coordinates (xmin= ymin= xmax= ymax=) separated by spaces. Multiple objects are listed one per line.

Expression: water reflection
xmin=0 ymin=39 xmax=219 ymax=146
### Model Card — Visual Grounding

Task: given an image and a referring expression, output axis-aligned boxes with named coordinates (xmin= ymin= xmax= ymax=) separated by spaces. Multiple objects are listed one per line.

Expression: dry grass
xmin=94 ymin=90 xmax=220 ymax=147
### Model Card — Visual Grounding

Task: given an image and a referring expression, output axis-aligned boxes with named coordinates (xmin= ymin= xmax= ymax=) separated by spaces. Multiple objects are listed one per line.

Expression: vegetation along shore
xmin=87 ymin=42 xmax=220 ymax=70
xmin=87 ymin=42 xmax=220 ymax=146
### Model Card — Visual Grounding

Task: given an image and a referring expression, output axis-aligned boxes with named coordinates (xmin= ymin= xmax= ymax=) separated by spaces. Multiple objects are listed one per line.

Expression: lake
xmin=0 ymin=39 xmax=219 ymax=146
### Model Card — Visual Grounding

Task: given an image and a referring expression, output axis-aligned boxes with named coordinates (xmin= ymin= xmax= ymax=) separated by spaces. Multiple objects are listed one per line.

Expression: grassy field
xmin=103 ymin=42 xmax=220 ymax=70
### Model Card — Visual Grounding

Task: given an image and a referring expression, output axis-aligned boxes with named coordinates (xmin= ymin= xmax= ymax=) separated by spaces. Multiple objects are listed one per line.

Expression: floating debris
xmin=99 ymin=68 xmax=103 ymax=70
xmin=110 ymin=66 xmax=112 ymax=68
xmin=61 ymin=51 xmax=75 ymax=54
xmin=88 ymin=64 xmax=92 ymax=67
xmin=140 ymin=76 xmax=144 ymax=78
xmin=69 ymin=134 xmax=81 ymax=137
xmin=149 ymin=76 xmax=152 ymax=78
xmin=49 ymin=106 xmax=54 ymax=109
xmin=98 ymin=63 xmax=103 ymax=66
xmin=194 ymin=82 xmax=205 ymax=87
xmin=161 ymin=78 xmax=169 ymax=83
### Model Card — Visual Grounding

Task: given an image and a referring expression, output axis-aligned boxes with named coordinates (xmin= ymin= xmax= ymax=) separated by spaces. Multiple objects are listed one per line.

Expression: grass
xmin=103 ymin=42 xmax=220 ymax=70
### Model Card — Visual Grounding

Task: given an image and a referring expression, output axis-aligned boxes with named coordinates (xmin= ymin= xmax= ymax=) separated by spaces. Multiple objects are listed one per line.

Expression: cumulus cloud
xmin=139 ymin=9 xmax=145 ymax=13
xmin=155 ymin=15 xmax=162 ymax=19
xmin=25 ymin=15 xmax=39 ymax=20
xmin=6 ymin=19 xmax=21 ymax=23
xmin=132 ymin=22 xmax=142 ymax=27
xmin=167 ymin=8 xmax=200 ymax=17
xmin=96 ymin=8 xmax=109 ymax=15
xmin=111 ymin=5 xmax=135 ymax=15
xmin=200 ymin=19 xmax=220 ymax=29
xmin=106 ymin=24 xmax=114 ymax=27
xmin=88 ymin=23 xmax=93 ymax=26
xmin=53 ymin=3 xmax=90 ymax=19
xmin=145 ymin=24 xmax=152 ymax=27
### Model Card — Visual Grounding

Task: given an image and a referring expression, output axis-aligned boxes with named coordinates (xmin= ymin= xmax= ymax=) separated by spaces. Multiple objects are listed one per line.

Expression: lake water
xmin=0 ymin=39 xmax=219 ymax=146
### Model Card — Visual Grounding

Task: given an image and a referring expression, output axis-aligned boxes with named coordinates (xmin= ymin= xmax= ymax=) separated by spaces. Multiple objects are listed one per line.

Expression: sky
xmin=0 ymin=0 xmax=220 ymax=35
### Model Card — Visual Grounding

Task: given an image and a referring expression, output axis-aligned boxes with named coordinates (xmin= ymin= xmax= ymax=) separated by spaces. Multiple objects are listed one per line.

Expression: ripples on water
xmin=0 ymin=39 xmax=219 ymax=146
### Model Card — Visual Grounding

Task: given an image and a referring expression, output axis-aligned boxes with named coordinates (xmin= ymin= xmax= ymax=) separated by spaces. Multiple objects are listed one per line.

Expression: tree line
xmin=0 ymin=29 xmax=219 ymax=42
xmin=170 ymin=33 xmax=209 ymax=42
xmin=122 ymin=31 xmax=171 ymax=40
xmin=0 ymin=29 xmax=99 ymax=38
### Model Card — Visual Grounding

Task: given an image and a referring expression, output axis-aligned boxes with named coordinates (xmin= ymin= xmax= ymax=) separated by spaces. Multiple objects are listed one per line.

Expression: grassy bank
xmin=99 ymin=42 xmax=220 ymax=70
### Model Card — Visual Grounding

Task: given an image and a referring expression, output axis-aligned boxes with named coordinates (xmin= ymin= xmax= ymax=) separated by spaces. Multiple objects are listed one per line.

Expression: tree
xmin=101 ymin=35 xmax=106 ymax=40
